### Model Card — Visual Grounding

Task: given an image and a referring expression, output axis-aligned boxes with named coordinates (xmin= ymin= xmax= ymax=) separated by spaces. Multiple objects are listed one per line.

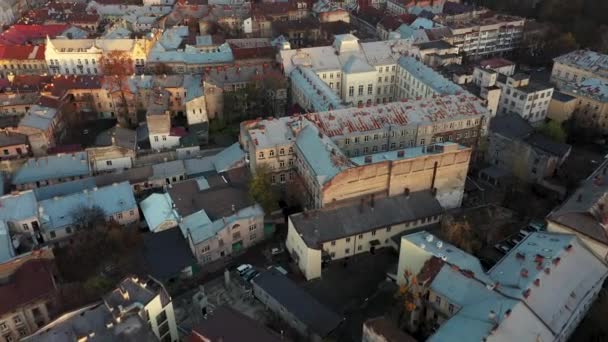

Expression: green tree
xmin=539 ymin=120 xmax=567 ymax=143
xmin=249 ymin=165 xmax=279 ymax=214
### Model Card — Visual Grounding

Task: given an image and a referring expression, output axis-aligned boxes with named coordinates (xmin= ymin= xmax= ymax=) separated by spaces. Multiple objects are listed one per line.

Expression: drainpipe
xmin=430 ymin=161 xmax=438 ymax=194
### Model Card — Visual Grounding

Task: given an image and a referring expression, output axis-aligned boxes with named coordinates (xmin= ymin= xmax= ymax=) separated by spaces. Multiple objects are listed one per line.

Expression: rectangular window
xmin=348 ymin=86 xmax=354 ymax=97
xmin=358 ymin=85 xmax=364 ymax=96
xmin=345 ymin=248 xmax=350 ymax=254
xmin=106 ymin=160 xmax=113 ymax=166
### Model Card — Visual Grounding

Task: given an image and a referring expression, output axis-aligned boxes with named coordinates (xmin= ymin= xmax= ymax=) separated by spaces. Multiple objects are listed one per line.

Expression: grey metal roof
xmin=290 ymin=191 xmax=444 ymax=248
xmin=192 ymin=305 xmax=284 ymax=342
xmin=168 ymin=178 xmax=252 ymax=220
xmin=26 ymin=303 xmax=158 ymax=342
xmin=95 ymin=126 xmax=137 ymax=150
xmin=489 ymin=113 xmax=534 ymax=140
xmin=548 ymin=159 xmax=608 ymax=244
xmin=252 ymin=269 xmax=342 ymax=337
xmin=0 ymin=131 xmax=27 ymax=147
xmin=490 ymin=114 xmax=571 ymax=158
xmin=142 ymin=228 xmax=196 ymax=280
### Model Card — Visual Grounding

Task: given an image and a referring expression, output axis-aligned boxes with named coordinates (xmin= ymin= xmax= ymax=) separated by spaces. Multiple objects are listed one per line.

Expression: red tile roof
xmin=0 ymin=45 xmax=45 ymax=60
xmin=49 ymin=75 xmax=103 ymax=97
xmin=170 ymin=127 xmax=188 ymax=137
xmin=0 ymin=259 xmax=57 ymax=316
xmin=0 ymin=24 xmax=70 ymax=45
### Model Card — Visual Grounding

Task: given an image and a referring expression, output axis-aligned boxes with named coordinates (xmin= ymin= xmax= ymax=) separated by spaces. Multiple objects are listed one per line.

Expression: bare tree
xmin=100 ymin=51 xmax=135 ymax=126
xmin=71 ymin=205 xmax=106 ymax=230
xmin=440 ymin=215 xmax=481 ymax=254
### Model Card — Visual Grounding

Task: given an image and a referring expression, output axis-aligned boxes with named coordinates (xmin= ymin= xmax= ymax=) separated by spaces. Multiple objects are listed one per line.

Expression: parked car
xmin=494 ymin=244 xmax=510 ymax=253
xmin=236 ymin=264 xmax=252 ymax=275
xmin=243 ymin=269 xmax=259 ymax=282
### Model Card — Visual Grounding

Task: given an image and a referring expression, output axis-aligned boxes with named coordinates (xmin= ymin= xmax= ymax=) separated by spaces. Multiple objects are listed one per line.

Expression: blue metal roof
xmin=428 ymin=266 xmax=518 ymax=342
xmin=213 ymin=142 xmax=244 ymax=173
xmin=398 ymin=56 xmax=462 ymax=95
xmin=0 ymin=191 xmax=38 ymax=223
xmin=19 ymin=106 xmax=57 ymax=131
xmin=140 ymin=193 xmax=179 ymax=233
xmin=38 ymin=182 xmax=136 ymax=231
xmin=34 ymin=178 xmax=97 ymax=201
xmin=0 ymin=221 xmax=15 ymax=264
xmin=180 ymin=204 xmax=263 ymax=245
xmin=295 ymin=125 xmax=352 ymax=186
xmin=13 ymin=152 xmax=90 ymax=185
xmin=290 ymin=67 xmax=344 ymax=112
xmin=350 ymin=143 xmax=465 ymax=165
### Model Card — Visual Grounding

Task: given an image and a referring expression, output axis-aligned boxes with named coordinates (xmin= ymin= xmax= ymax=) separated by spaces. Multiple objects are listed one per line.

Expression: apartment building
xmin=37 ymin=181 xmax=139 ymax=243
xmin=147 ymin=26 xmax=234 ymax=75
xmin=27 ymin=276 xmax=178 ymax=342
xmin=397 ymin=231 xmax=607 ymax=342
xmin=488 ymin=114 xmax=571 ymax=183
xmin=0 ymin=45 xmax=46 ymax=79
xmin=0 ymin=131 xmax=28 ymax=160
xmin=140 ymin=176 xmax=266 ymax=265
xmin=45 ymin=36 xmax=152 ymax=75
xmin=439 ymin=14 xmax=525 ymax=58
xmin=16 ymin=105 xmax=63 ymax=157
xmin=0 ymin=191 xmax=41 ymax=241
xmin=0 ymin=253 xmax=59 ymax=342
xmin=103 ymin=277 xmax=178 ymax=342
xmin=279 ymin=35 xmax=418 ymax=108
xmin=550 ymin=50 xmax=608 ymax=88
xmin=87 ymin=126 xmax=137 ymax=173
xmin=557 ymin=78 xmax=608 ymax=134
xmin=547 ymin=159 xmax=608 ymax=260
xmin=495 ymin=73 xmax=554 ymax=124
xmin=241 ymin=93 xmax=488 ymax=174
xmin=395 ymin=56 xmax=462 ymax=99
xmin=386 ymin=0 xmax=445 ymax=15
xmin=286 ymin=190 xmax=443 ymax=280
xmin=290 ymin=66 xmax=345 ymax=112
xmin=12 ymin=152 xmax=91 ymax=190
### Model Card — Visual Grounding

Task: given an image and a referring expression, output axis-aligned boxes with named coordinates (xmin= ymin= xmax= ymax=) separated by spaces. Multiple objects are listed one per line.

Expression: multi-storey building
xmin=38 ymin=181 xmax=139 ymax=243
xmin=438 ymin=14 xmax=525 ymax=58
xmin=397 ymin=230 xmax=607 ymax=342
xmin=0 ymin=45 xmax=46 ymax=79
xmin=547 ymin=159 xmax=608 ymax=260
xmin=386 ymin=0 xmax=445 ymax=16
xmin=16 ymin=105 xmax=64 ymax=156
xmin=287 ymin=190 xmax=443 ymax=280
xmin=395 ymin=56 xmax=462 ymax=99
xmin=550 ymin=50 xmax=608 ymax=88
xmin=495 ymin=73 xmax=554 ymax=125
xmin=240 ymin=94 xmax=488 ymax=186
xmin=0 ymin=251 xmax=59 ymax=342
xmin=45 ymin=37 xmax=153 ymax=75
xmin=27 ymin=276 xmax=178 ymax=342
xmin=280 ymin=35 xmax=418 ymax=108
xmin=557 ymin=78 xmax=608 ymax=134
xmin=241 ymin=96 xmax=482 ymax=209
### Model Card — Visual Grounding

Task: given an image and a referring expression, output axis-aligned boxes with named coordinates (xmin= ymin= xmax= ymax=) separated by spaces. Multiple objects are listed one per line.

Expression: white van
xmin=236 ymin=264 xmax=253 ymax=275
